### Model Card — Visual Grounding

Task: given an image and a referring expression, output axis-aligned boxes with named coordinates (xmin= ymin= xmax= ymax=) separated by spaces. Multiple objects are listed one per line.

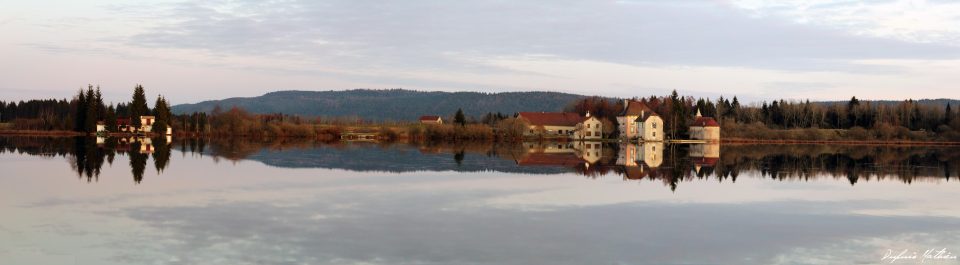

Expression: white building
xmin=518 ymin=112 xmax=603 ymax=140
xmin=139 ymin=116 xmax=155 ymax=133
xmin=689 ymin=109 xmax=720 ymax=142
xmin=617 ymin=100 xmax=663 ymax=141
xmin=575 ymin=111 xmax=603 ymax=140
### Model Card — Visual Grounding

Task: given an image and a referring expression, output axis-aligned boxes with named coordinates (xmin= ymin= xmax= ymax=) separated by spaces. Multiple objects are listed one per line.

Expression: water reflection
xmin=0 ymin=136 xmax=957 ymax=188
xmin=2 ymin=136 xmax=960 ymax=264
xmin=0 ymin=136 xmax=174 ymax=184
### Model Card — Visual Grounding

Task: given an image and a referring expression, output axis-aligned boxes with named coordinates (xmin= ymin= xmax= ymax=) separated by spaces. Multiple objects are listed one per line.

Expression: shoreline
xmin=721 ymin=138 xmax=960 ymax=146
xmin=0 ymin=130 xmax=85 ymax=136
xmin=3 ymin=130 xmax=960 ymax=146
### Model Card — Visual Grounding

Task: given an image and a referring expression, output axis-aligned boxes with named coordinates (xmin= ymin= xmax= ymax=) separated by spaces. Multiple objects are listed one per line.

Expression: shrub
xmin=846 ymin=126 xmax=870 ymax=140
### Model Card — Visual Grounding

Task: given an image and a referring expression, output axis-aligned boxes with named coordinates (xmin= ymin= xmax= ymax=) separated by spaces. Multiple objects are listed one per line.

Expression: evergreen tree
xmin=130 ymin=84 xmax=149 ymax=127
xmin=669 ymin=90 xmax=683 ymax=139
xmin=152 ymin=95 xmax=172 ymax=133
xmin=84 ymin=86 xmax=97 ymax=133
xmin=945 ymin=103 xmax=954 ymax=125
xmin=454 ymin=108 xmax=466 ymax=126
xmin=731 ymin=96 xmax=741 ymax=122
xmin=94 ymin=86 xmax=105 ymax=119
xmin=74 ymin=89 xmax=87 ymax=132
xmin=105 ymin=105 xmax=118 ymax=132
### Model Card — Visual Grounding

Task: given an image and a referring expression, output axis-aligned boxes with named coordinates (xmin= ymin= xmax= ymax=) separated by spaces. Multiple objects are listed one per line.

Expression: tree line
xmin=0 ymin=84 xmax=172 ymax=134
xmin=564 ymin=91 xmax=959 ymax=141
xmin=4 ymin=87 xmax=959 ymax=141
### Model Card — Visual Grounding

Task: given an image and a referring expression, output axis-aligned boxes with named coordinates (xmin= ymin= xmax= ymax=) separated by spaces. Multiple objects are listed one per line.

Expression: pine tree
xmin=945 ymin=103 xmax=954 ymax=125
xmin=153 ymin=95 xmax=172 ymax=133
xmin=731 ymin=96 xmax=741 ymax=122
xmin=105 ymin=105 xmax=117 ymax=132
xmin=94 ymin=86 xmax=105 ymax=119
xmin=85 ymin=86 xmax=97 ymax=133
xmin=454 ymin=108 xmax=466 ymax=126
xmin=74 ymin=89 xmax=87 ymax=132
xmin=130 ymin=84 xmax=149 ymax=127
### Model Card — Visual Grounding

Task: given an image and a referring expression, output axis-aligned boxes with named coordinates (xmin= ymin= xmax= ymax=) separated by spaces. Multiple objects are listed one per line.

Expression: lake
xmin=1 ymin=136 xmax=959 ymax=265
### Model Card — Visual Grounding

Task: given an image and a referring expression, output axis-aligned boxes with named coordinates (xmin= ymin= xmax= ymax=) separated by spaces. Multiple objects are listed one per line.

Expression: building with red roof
xmin=418 ymin=115 xmax=443 ymax=124
xmin=517 ymin=111 xmax=602 ymax=140
xmin=689 ymin=109 xmax=720 ymax=141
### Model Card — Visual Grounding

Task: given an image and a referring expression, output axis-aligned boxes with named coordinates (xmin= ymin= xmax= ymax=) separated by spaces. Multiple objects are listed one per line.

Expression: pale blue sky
xmin=1 ymin=0 xmax=959 ymax=104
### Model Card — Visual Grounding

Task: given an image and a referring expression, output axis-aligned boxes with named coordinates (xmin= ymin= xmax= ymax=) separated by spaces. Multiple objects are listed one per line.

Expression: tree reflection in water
xmin=0 ymin=136 xmax=957 ymax=189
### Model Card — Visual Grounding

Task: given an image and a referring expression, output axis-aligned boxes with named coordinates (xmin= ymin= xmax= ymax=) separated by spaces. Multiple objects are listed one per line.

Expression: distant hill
xmin=172 ymin=89 xmax=605 ymax=121
xmin=814 ymin=98 xmax=960 ymax=107
xmin=171 ymin=89 xmax=958 ymax=121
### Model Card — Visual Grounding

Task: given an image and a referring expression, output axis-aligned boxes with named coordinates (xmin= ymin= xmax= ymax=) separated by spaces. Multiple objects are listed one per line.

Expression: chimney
xmin=585 ymin=111 xmax=591 ymax=117
xmin=623 ymin=99 xmax=629 ymax=112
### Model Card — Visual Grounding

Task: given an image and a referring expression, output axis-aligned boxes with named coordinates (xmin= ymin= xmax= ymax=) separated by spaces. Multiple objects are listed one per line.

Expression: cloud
xmin=125 ymin=0 xmax=960 ymax=72
xmin=117 ymin=195 xmax=960 ymax=265
xmin=4 ymin=0 xmax=960 ymax=102
xmin=731 ymin=0 xmax=960 ymax=45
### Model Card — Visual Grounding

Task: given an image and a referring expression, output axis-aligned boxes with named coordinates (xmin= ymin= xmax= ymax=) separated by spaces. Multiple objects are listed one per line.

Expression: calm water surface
xmin=1 ymin=136 xmax=959 ymax=265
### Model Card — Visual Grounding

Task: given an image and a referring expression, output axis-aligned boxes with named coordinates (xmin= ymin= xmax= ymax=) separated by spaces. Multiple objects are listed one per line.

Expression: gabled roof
xmin=518 ymin=112 xmax=583 ymax=127
xmin=620 ymin=101 xmax=657 ymax=117
xmin=634 ymin=112 xmax=660 ymax=122
xmin=692 ymin=117 xmax=719 ymax=127
xmin=419 ymin=115 xmax=442 ymax=121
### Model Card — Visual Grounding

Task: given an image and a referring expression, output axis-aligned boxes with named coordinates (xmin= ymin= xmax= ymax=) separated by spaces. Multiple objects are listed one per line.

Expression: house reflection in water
xmin=517 ymin=142 xmax=608 ymax=168
xmin=689 ymin=143 xmax=720 ymax=175
xmin=617 ymin=142 xmax=664 ymax=180
xmin=115 ymin=136 xmax=171 ymax=154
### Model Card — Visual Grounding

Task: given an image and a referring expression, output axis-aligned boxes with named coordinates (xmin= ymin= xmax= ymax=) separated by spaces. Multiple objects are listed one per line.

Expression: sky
xmin=1 ymin=0 xmax=959 ymax=105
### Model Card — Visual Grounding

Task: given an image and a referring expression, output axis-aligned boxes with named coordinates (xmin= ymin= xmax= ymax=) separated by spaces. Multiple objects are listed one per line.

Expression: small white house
xmin=139 ymin=116 xmax=155 ymax=133
xmin=95 ymin=122 xmax=107 ymax=134
xmin=419 ymin=115 xmax=443 ymax=124
xmin=574 ymin=111 xmax=603 ymax=140
xmin=689 ymin=109 xmax=720 ymax=142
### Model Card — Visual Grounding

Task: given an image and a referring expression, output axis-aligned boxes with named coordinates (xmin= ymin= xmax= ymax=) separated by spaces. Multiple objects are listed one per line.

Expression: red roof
xmin=419 ymin=115 xmax=441 ymax=121
xmin=518 ymin=112 xmax=583 ymax=127
xmin=692 ymin=117 xmax=719 ymax=127
xmin=621 ymin=100 xmax=657 ymax=116
xmin=117 ymin=118 xmax=132 ymax=125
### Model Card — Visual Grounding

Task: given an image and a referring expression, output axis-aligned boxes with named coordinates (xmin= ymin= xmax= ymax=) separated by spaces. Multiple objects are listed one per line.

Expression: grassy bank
xmin=722 ymin=121 xmax=960 ymax=142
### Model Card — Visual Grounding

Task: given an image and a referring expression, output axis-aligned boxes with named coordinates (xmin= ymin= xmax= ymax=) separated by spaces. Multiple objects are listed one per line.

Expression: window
xmin=653 ymin=122 xmax=657 ymax=129
xmin=587 ymin=124 xmax=591 ymax=128
xmin=558 ymin=130 xmax=563 ymax=134
xmin=653 ymin=132 xmax=656 ymax=137
xmin=587 ymin=132 xmax=592 ymax=136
